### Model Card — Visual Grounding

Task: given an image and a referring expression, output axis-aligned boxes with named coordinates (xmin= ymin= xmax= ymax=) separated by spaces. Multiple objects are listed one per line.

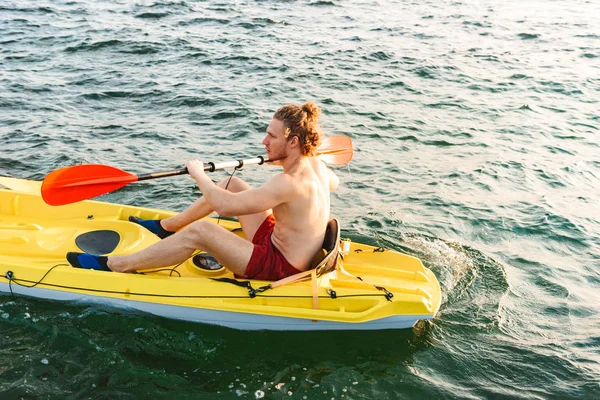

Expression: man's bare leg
xmin=161 ymin=176 xmax=271 ymax=242
xmin=109 ymin=219 xmax=255 ymax=276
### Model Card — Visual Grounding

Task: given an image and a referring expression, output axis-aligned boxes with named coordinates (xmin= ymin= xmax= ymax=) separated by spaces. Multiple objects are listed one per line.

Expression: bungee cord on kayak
xmin=3 ymin=266 xmax=395 ymax=302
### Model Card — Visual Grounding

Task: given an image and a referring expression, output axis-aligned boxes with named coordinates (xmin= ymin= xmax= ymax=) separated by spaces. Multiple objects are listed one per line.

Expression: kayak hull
xmin=0 ymin=282 xmax=429 ymax=330
xmin=0 ymin=177 xmax=442 ymax=331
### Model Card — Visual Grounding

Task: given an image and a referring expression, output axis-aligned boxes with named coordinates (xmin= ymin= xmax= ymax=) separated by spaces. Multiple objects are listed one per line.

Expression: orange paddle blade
xmin=317 ymin=135 xmax=353 ymax=165
xmin=41 ymin=164 xmax=138 ymax=206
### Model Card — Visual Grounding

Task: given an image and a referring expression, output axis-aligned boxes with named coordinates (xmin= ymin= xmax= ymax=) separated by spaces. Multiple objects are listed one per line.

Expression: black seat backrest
xmin=313 ymin=218 xmax=341 ymax=276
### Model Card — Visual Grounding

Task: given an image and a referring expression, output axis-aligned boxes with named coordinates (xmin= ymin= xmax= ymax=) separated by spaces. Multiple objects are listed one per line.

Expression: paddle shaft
xmin=136 ymin=156 xmax=269 ymax=181
xmin=41 ymin=135 xmax=352 ymax=205
xmin=135 ymin=142 xmax=353 ymax=182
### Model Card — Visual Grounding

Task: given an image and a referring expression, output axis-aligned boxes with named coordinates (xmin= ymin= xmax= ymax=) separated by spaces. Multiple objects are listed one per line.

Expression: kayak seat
xmin=267 ymin=219 xmax=341 ymax=297
xmin=311 ymin=218 xmax=341 ymax=276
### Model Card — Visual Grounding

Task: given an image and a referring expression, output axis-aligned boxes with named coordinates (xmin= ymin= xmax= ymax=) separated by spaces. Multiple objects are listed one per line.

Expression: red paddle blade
xmin=41 ymin=164 xmax=138 ymax=206
xmin=317 ymin=136 xmax=354 ymax=165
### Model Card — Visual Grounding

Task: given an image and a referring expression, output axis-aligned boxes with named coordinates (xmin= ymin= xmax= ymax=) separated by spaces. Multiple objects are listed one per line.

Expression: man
xmin=67 ymin=101 xmax=339 ymax=281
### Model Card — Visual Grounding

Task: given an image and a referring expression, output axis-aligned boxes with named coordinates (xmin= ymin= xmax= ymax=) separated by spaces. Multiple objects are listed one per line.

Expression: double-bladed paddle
xmin=41 ymin=135 xmax=353 ymax=206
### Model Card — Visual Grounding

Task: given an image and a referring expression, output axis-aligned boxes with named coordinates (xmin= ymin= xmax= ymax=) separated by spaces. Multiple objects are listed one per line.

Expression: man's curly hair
xmin=273 ymin=101 xmax=323 ymax=156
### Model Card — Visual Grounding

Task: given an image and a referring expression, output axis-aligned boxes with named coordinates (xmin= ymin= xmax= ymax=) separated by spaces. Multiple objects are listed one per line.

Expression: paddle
xmin=41 ymin=135 xmax=353 ymax=206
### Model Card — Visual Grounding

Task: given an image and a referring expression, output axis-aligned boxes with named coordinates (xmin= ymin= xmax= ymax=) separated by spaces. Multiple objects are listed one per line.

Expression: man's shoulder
xmin=264 ymin=172 xmax=296 ymax=191
xmin=308 ymin=156 xmax=329 ymax=171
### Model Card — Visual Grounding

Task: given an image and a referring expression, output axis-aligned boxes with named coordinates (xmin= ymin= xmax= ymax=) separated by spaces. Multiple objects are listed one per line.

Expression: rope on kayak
xmin=340 ymin=267 xmax=394 ymax=302
xmin=134 ymin=267 xmax=181 ymax=277
xmin=132 ymin=251 xmax=210 ymax=277
xmin=2 ymin=269 xmax=391 ymax=301
xmin=133 ymin=251 xmax=223 ymax=277
xmin=132 ymin=262 xmax=183 ymax=277
xmin=4 ymin=271 xmax=14 ymax=299
xmin=215 ymin=165 xmax=242 ymax=227
xmin=4 ymin=264 xmax=67 ymax=299
xmin=2 ymin=233 xmax=391 ymax=302
xmin=353 ymin=247 xmax=385 ymax=253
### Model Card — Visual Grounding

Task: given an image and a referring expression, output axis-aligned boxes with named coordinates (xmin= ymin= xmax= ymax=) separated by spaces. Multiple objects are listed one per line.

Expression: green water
xmin=1 ymin=0 xmax=599 ymax=398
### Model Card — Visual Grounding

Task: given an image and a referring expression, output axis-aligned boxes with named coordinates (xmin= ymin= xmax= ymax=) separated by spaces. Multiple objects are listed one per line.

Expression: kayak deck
xmin=0 ymin=178 xmax=441 ymax=330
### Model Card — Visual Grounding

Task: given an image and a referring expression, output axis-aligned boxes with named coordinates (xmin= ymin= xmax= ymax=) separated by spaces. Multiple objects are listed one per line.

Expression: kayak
xmin=0 ymin=176 xmax=441 ymax=331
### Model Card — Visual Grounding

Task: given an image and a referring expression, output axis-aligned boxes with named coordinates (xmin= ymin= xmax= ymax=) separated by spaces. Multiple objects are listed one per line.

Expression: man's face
xmin=262 ymin=118 xmax=288 ymax=161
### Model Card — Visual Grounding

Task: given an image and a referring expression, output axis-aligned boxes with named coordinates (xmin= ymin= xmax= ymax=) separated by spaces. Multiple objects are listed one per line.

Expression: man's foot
xmin=129 ymin=216 xmax=174 ymax=239
xmin=67 ymin=252 xmax=111 ymax=271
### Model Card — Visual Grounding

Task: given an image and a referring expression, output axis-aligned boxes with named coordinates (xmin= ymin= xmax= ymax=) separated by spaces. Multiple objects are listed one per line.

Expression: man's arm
xmin=186 ymin=160 xmax=294 ymax=217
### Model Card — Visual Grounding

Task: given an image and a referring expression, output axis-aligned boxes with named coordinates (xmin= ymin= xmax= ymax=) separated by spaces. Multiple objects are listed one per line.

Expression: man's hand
xmin=185 ymin=159 xmax=207 ymax=182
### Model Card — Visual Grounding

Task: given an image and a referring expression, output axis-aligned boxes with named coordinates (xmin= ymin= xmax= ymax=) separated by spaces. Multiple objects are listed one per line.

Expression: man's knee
xmin=183 ymin=220 xmax=214 ymax=246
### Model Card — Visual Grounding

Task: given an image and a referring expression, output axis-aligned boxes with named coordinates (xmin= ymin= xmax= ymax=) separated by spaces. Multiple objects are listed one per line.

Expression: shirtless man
xmin=66 ymin=101 xmax=339 ymax=281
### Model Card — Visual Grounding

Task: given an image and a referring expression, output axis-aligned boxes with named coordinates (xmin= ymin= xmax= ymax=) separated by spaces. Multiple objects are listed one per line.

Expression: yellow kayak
xmin=0 ymin=177 xmax=441 ymax=330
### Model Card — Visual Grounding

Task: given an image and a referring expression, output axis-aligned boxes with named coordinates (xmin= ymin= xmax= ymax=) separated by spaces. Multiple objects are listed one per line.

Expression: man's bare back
xmin=270 ymin=157 xmax=337 ymax=270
